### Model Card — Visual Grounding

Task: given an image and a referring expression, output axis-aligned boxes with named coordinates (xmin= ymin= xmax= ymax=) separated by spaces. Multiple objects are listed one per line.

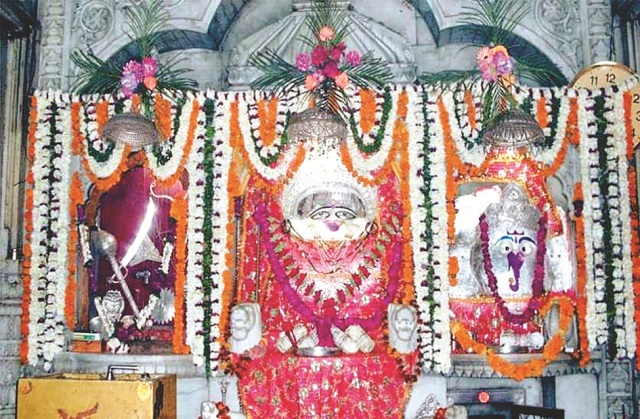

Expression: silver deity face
xmin=393 ymin=306 xmax=417 ymax=342
xmin=288 ymin=186 xmax=371 ymax=241
xmin=230 ymin=305 xmax=255 ymax=341
xmin=102 ymin=290 xmax=125 ymax=323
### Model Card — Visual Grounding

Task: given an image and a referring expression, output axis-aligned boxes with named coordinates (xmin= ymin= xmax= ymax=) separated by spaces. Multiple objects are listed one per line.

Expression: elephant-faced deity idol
xmin=230 ymin=108 xmax=417 ymax=417
xmin=451 ymin=181 xmax=577 ymax=352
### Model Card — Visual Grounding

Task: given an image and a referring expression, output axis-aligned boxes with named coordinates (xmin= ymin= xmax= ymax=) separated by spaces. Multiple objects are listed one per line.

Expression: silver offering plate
xmin=296 ymin=346 xmax=339 ymax=357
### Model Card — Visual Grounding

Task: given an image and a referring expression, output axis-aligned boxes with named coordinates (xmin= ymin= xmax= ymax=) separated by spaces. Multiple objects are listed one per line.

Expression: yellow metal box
xmin=17 ymin=372 xmax=176 ymax=418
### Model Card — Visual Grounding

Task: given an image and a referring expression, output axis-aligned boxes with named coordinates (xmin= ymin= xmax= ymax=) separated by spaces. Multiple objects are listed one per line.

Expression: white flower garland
xmin=442 ymin=89 xmax=485 ymax=167
xmin=343 ymin=87 xmax=398 ymax=179
xmin=146 ymin=94 xmax=196 ymax=181
xmin=208 ymin=91 xmax=235 ymax=370
xmin=81 ymin=95 xmax=128 ymax=179
xmin=417 ymin=88 xmax=451 ymax=373
xmin=185 ymin=93 xmax=207 ymax=366
xmin=576 ymin=91 xmax=607 ymax=349
xmin=451 ymin=81 xmax=484 ymax=161
xmin=246 ymin=91 xmax=288 ymax=161
xmin=27 ymin=91 xmax=73 ymax=371
xmin=408 ymin=86 xmax=432 ymax=369
xmin=608 ymin=90 xmax=636 ymax=357
xmin=237 ymin=93 xmax=301 ymax=182
xmin=531 ymin=87 xmax=573 ymax=166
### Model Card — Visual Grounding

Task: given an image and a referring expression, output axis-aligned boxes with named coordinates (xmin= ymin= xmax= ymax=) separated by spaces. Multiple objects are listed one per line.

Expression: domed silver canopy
xmin=482 ymin=109 xmax=545 ymax=149
xmin=102 ymin=112 xmax=161 ymax=149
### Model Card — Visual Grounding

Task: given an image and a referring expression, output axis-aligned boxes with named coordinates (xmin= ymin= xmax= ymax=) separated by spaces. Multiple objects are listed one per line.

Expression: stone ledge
xmin=445 ymin=353 xmax=601 ymax=378
xmin=54 ymin=352 xmax=205 ymax=378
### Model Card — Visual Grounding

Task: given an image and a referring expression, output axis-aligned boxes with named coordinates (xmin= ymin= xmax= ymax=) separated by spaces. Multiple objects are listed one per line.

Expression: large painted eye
xmin=518 ymin=239 xmax=536 ymax=255
xmin=496 ymin=238 xmax=514 ymax=254
xmin=334 ymin=208 xmax=357 ymax=220
xmin=309 ymin=207 xmax=331 ymax=220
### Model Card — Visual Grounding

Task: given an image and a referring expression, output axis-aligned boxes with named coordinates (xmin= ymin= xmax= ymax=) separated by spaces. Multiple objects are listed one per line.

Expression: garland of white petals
xmin=237 ymin=92 xmax=302 ymax=182
xmin=208 ymin=91 xmax=235 ymax=370
xmin=607 ymin=91 xmax=636 ymax=357
xmin=530 ymin=88 xmax=573 ymax=166
xmin=185 ymin=92 xmax=208 ymax=366
xmin=146 ymin=95 xmax=197 ymax=181
xmin=576 ymin=92 xmax=607 ymax=349
xmin=81 ymin=95 xmax=128 ymax=179
xmin=442 ymin=89 xmax=485 ymax=167
xmin=452 ymin=83 xmax=484 ymax=156
xmin=27 ymin=91 xmax=73 ymax=371
xmin=246 ymin=91 xmax=289 ymax=162
xmin=418 ymin=88 xmax=451 ymax=373
xmin=347 ymin=86 xmax=389 ymax=148
xmin=343 ymin=87 xmax=398 ymax=179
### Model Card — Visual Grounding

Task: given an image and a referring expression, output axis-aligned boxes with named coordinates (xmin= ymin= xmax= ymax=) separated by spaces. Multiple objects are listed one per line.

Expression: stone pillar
xmin=578 ymin=0 xmax=613 ymax=66
xmin=0 ymin=261 xmax=22 ymax=418
xmin=601 ymin=358 xmax=635 ymax=418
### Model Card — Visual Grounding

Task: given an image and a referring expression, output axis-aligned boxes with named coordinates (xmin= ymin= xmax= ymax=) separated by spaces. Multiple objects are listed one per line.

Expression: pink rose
xmin=122 ymin=60 xmax=144 ymax=80
xmin=318 ymin=26 xmax=335 ymax=42
xmin=335 ymin=72 xmax=349 ymax=88
xmin=141 ymin=56 xmax=157 ymax=77
xmin=296 ymin=52 xmax=312 ymax=72
xmin=345 ymin=50 xmax=361 ymax=67
xmin=311 ymin=45 xmax=328 ymax=66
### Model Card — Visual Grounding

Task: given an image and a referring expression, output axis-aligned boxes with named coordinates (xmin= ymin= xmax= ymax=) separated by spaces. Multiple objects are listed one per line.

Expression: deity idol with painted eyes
xmin=451 ymin=182 xmax=576 ymax=350
xmin=238 ymin=144 xmax=407 ymax=351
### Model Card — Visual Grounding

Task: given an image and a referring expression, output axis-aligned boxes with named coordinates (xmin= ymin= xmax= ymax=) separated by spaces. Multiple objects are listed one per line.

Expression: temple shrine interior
xmin=1 ymin=0 xmax=640 ymax=418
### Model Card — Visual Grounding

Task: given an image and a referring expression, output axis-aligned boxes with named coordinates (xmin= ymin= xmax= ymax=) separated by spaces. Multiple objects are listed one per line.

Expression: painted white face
xmin=230 ymin=308 xmax=252 ymax=341
xmin=394 ymin=307 xmax=417 ymax=342
xmin=288 ymin=187 xmax=370 ymax=241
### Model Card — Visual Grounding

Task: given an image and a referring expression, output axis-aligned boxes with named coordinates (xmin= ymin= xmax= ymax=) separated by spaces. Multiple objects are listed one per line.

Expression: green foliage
xmin=70 ymin=0 xmax=196 ymax=96
xmin=249 ymin=0 xmax=391 ymax=121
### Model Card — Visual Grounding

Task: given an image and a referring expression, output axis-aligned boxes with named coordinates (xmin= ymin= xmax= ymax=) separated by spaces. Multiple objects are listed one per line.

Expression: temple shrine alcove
xmin=226 ymin=107 xmax=420 ymax=417
xmin=15 ymin=0 xmax=640 ymax=417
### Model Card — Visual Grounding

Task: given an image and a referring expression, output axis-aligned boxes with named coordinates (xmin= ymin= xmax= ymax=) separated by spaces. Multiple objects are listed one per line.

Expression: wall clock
xmin=570 ymin=61 xmax=640 ymax=148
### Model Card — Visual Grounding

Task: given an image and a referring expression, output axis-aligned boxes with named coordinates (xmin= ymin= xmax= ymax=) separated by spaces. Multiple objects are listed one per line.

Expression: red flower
xmin=323 ymin=300 xmax=337 ymax=318
xmin=311 ymin=45 xmax=328 ymax=66
xmin=329 ymin=42 xmax=346 ymax=61
xmin=323 ymin=61 xmax=340 ymax=78
xmin=435 ymin=407 xmax=447 ymax=419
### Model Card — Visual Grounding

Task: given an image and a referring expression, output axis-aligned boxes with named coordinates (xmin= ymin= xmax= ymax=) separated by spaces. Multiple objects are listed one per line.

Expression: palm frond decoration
xmin=249 ymin=0 xmax=391 ymax=121
xmin=70 ymin=0 xmax=196 ymax=98
xmin=459 ymin=0 xmax=529 ymax=46
xmin=419 ymin=0 xmax=564 ymax=130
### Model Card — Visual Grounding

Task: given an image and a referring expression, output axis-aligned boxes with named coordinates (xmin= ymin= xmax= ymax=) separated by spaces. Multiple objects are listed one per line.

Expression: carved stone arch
xmin=408 ymin=0 xmax=569 ymax=85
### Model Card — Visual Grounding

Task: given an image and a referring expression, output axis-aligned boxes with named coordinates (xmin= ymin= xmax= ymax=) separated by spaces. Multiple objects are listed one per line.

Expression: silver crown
xmin=282 ymin=146 xmax=377 ymax=221
xmin=287 ymin=107 xmax=349 ymax=148
xmin=482 ymin=109 xmax=545 ymax=150
xmin=483 ymin=183 xmax=540 ymax=231
xmin=102 ymin=112 xmax=161 ymax=150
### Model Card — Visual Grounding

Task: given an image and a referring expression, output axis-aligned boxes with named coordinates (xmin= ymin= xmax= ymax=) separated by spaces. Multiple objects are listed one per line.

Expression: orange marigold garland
xmin=20 ymin=95 xmax=38 ymax=363
xmin=452 ymin=295 xmax=575 ymax=380
xmin=171 ymin=193 xmax=190 ymax=353
xmin=623 ymin=91 xmax=640 ymax=370
xmin=573 ymin=182 xmax=591 ymax=366
xmin=541 ymin=98 xmax=577 ymax=177
xmin=359 ymin=88 xmax=377 ymax=134
xmin=256 ymin=97 xmax=278 ymax=148
xmin=392 ymin=90 xmax=415 ymax=304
